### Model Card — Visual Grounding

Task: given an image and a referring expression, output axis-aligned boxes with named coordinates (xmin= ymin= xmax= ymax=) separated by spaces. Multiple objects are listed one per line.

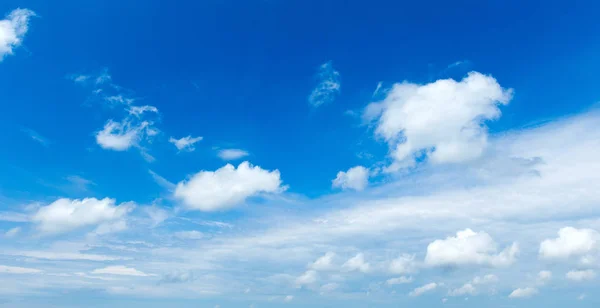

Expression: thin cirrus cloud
xmin=217 ymin=148 xmax=249 ymax=161
xmin=308 ymin=61 xmax=340 ymax=107
xmin=363 ymin=71 xmax=513 ymax=171
xmin=91 ymin=265 xmax=154 ymax=277
xmin=169 ymin=135 xmax=203 ymax=152
xmin=0 ymin=8 xmax=35 ymax=60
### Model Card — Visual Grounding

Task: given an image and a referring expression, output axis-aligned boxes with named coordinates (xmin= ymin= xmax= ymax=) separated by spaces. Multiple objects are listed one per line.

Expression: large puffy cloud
xmin=363 ymin=72 xmax=512 ymax=170
xmin=332 ymin=166 xmax=369 ymax=191
xmin=31 ymin=198 xmax=134 ymax=234
xmin=308 ymin=61 xmax=340 ymax=107
xmin=539 ymin=227 xmax=599 ymax=260
xmin=424 ymin=229 xmax=519 ymax=268
xmin=0 ymin=8 xmax=35 ymax=60
xmin=174 ymin=161 xmax=284 ymax=211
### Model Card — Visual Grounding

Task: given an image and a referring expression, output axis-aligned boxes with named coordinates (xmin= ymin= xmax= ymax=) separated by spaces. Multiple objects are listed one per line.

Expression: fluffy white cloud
xmin=537 ymin=271 xmax=552 ymax=284
xmin=169 ymin=135 xmax=203 ymax=152
xmin=96 ymin=119 xmax=153 ymax=151
xmin=0 ymin=265 xmax=42 ymax=274
xmin=309 ymin=252 xmax=336 ymax=271
xmin=425 ymin=229 xmax=519 ymax=268
xmin=217 ymin=149 xmax=249 ymax=161
xmin=389 ymin=254 xmax=417 ymax=274
xmin=308 ymin=61 xmax=340 ymax=107
xmin=363 ymin=72 xmax=512 ymax=170
xmin=508 ymin=287 xmax=538 ymax=299
xmin=332 ymin=166 xmax=369 ymax=191
xmin=91 ymin=265 xmax=153 ymax=277
xmin=566 ymin=269 xmax=596 ymax=281
xmin=296 ymin=270 xmax=318 ymax=286
xmin=448 ymin=283 xmax=476 ymax=296
xmin=31 ymin=198 xmax=134 ymax=234
xmin=174 ymin=161 xmax=284 ymax=211
xmin=409 ymin=282 xmax=437 ymax=297
xmin=539 ymin=227 xmax=599 ymax=260
xmin=386 ymin=276 xmax=413 ymax=285
xmin=342 ymin=253 xmax=370 ymax=273
xmin=0 ymin=8 xmax=35 ymax=60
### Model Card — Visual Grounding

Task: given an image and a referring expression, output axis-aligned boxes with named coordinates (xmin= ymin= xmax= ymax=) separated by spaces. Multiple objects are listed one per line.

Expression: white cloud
xmin=174 ymin=230 xmax=204 ymax=240
xmin=566 ymin=269 xmax=596 ymax=281
xmin=332 ymin=166 xmax=369 ymax=191
xmin=363 ymin=72 xmax=512 ymax=171
xmin=217 ymin=149 xmax=249 ymax=161
xmin=537 ymin=271 xmax=552 ymax=284
xmin=539 ymin=227 xmax=599 ymax=260
xmin=0 ymin=265 xmax=42 ymax=274
xmin=320 ymin=282 xmax=339 ymax=293
xmin=309 ymin=252 xmax=336 ymax=271
xmin=308 ymin=61 xmax=340 ymax=107
xmin=448 ymin=283 xmax=476 ymax=296
xmin=169 ymin=135 xmax=203 ymax=152
xmin=31 ymin=198 xmax=134 ymax=234
xmin=174 ymin=161 xmax=284 ymax=211
xmin=296 ymin=270 xmax=318 ymax=286
xmin=128 ymin=105 xmax=158 ymax=117
xmin=578 ymin=294 xmax=586 ymax=300
xmin=91 ymin=265 xmax=153 ymax=277
xmin=7 ymin=250 xmax=126 ymax=261
xmin=4 ymin=227 xmax=20 ymax=237
xmin=389 ymin=254 xmax=417 ymax=274
xmin=283 ymin=295 xmax=294 ymax=302
xmin=0 ymin=8 xmax=35 ymax=60
xmin=508 ymin=287 xmax=538 ymax=299
xmin=425 ymin=229 xmax=519 ymax=268
xmin=386 ymin=276 xmax=413 ymax=285
xmin=472 ymin=274 xmax=498 ymax=285
xmin=96 ymin=119 xmax=153 ymax=151
xmin=409 ymin=282 xmax=437 ymax=297
xmin=342 ymin=253 xmax=370 ymax=273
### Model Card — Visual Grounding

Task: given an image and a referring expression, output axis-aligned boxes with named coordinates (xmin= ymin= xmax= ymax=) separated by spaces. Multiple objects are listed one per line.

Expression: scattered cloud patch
xmin=0 ymin=8 xmax=35 ymax=60
xmin=96 ymin=119 xmax=155 ymax=151
xmin=174 ymin=161 xmax=284 ymax=211
xmin=425 ymin=229 xmax=519 ymax=268
xmin=159 ymin=271 xmax=195 ymax=284
xmin=0 ymin=265 xmax=42 ymax=274
xmin=128 ymin=105 xmax=158 ymax=117
xmin=296 ymin=270 xmax=318 ymax=287
xmin=174 ymin=230 xmax=204 ymax=240
xmin=308 ymin=61 xmax=340 ymax=107
xmin=448 ymin=283 xmax=476 ymax=296
xmin=386 ymin=276 xmax=413 ymax=285
xmin=217 ymin=148 xmax=249 ymax=161
xmin=4 ymin=227 xmax=20 ymax=238
xmin=91 ymin=265 xmax=153 ymax=277
xmin=169 ymin=135 xmax=203 ymax=152
xmin=21 ymin=128 xmax=49 ymax=146
xmin=363 ymin=72 xmax=512 ymax=171
xmin=566 ymin=269 xmax=596 ymax=281
xmin=389 ymin=254 xmax=417 ymax=274
xmin=508 ymin=287 xmax=537 ymax=299
xmin=537 ymin=271 xmax=552 ymax=285
xmin=342 ymin=253 xmax=370 ymax=273
xmin=539 ymin=227 xmax=599 ymax=260
xmin=332 ymin=166 xmax=369 ymax=191
xmin=309 ymin=252 xmax=336 ymax=271
xmin=409 ymin=282 xmax=437 ymax=297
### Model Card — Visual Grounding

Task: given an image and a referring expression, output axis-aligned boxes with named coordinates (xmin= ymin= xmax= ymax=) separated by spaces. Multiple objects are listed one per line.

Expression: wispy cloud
xmin=308 ymin=61 xmax=341 ymax=107
xmin=21 ymin=127 xmax=49 ymax=146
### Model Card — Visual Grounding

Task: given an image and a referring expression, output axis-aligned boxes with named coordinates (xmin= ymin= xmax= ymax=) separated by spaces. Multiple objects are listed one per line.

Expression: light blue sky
xmin=1 ymin=1 xmax=600 ymax=307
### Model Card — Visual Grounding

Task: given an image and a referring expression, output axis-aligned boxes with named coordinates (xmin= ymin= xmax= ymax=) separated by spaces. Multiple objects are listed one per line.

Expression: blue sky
xmin=1 ymin=0 xmax=600 ymax=307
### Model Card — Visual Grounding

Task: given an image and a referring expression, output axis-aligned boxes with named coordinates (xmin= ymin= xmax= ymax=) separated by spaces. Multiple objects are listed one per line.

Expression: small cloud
xmin=332 ymin=166 xmax=369 ymax=191
xmin=128 ymin=105 xmax=158 ymax=117
xmin=4 ymin=227 xmax=21 ymax=238
xmin=174 ymin=230 xmax=204 ymax=240
xmin=308 ymin=61 xmax=340 ymax=107
xmin=283 ymin=295 xmax=294 ymax=302
xmin=508 ymin=287 xmax=537 ymax=299
xmin=386 ymin=276 xmax=413 ymax=285
xmin=65 ymin=175 xmax=95 ymax=192
xmin=566 ymin=269 xmax=596 ymax=281
xmin=217 ymin=148 xmax=249 ymax=161
xmin=0 ymin=265 xmax=42 ymax=274
xmin=409 ymin=282 xmax=437 ymax=297
xmin=21 ymin=128 xmax=49 ymax=146
xmin=159 ymin=270 xmax=195 ymax=284
xmin=148 ymin=170 xmax=176 ymax=192
xmin=169 ymin=135 xmax=203 ymax=152
xmin=91 ymin=265 xmax=153 ymax=277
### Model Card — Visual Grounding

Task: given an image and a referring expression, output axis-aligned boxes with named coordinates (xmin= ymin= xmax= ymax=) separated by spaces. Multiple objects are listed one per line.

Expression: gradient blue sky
xmin=1 ymin=1 xmax=600 ymax=307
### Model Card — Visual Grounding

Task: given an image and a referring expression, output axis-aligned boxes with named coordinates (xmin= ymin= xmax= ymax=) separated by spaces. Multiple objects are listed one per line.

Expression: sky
xmin=1 ymin=0 xmax=600 ymax=307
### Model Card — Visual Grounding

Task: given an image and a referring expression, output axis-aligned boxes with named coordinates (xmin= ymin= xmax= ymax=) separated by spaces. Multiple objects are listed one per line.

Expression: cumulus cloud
xmin=0 ymin=265 xmax=42 ymax=274
xmin=296 ymin=270 xmax=318 ymax=286
xmin=566 ymin=269 xmax=596 ymax=281
xmin=31 ymin=198 xmax=134 ymax=234
xmin=389 ymin=254 xmax=417 ymax=274
xmin=539 ymin=227 xmax=599 ymax=260
xmin=309 ymin=252 xmax=336 ymax=271
xmin=537 ymin=271 xmax=552 ymax=285
xmin=308 ymin=61 xmax=340 ymax=107
xmin=91 ymin=265 xmax=153 ymax=277
xmin=342 ymin=253 xmax=370 ymax=273
xmin=363 ymin=72 xmax=512 ymax=171
xmin=332 ymin=166 xmax=369 ymax=191
xmin=425 ymin=229 xmax=519 ymax=268
xmin=174 ymin=161 xmax=284 ymax=211
xmin=448 ymin=283 xmax=476 ymax=296
xmin=217 ymin=149 xmax=249 ymax=161
xmin=409 ymin=282 xmax=437 ymax=297
xmin=508 ymin=287 xmax=537 ymax=299
xmin=96 ymin=119 xmax=154 ymax=151
xmin=0 ymin=8 xmax=35 ymax=60
xmin=386 ymin=276 xmax=413 ymax=285
xmin=169 ymin=135 xmax=203 ymax=152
